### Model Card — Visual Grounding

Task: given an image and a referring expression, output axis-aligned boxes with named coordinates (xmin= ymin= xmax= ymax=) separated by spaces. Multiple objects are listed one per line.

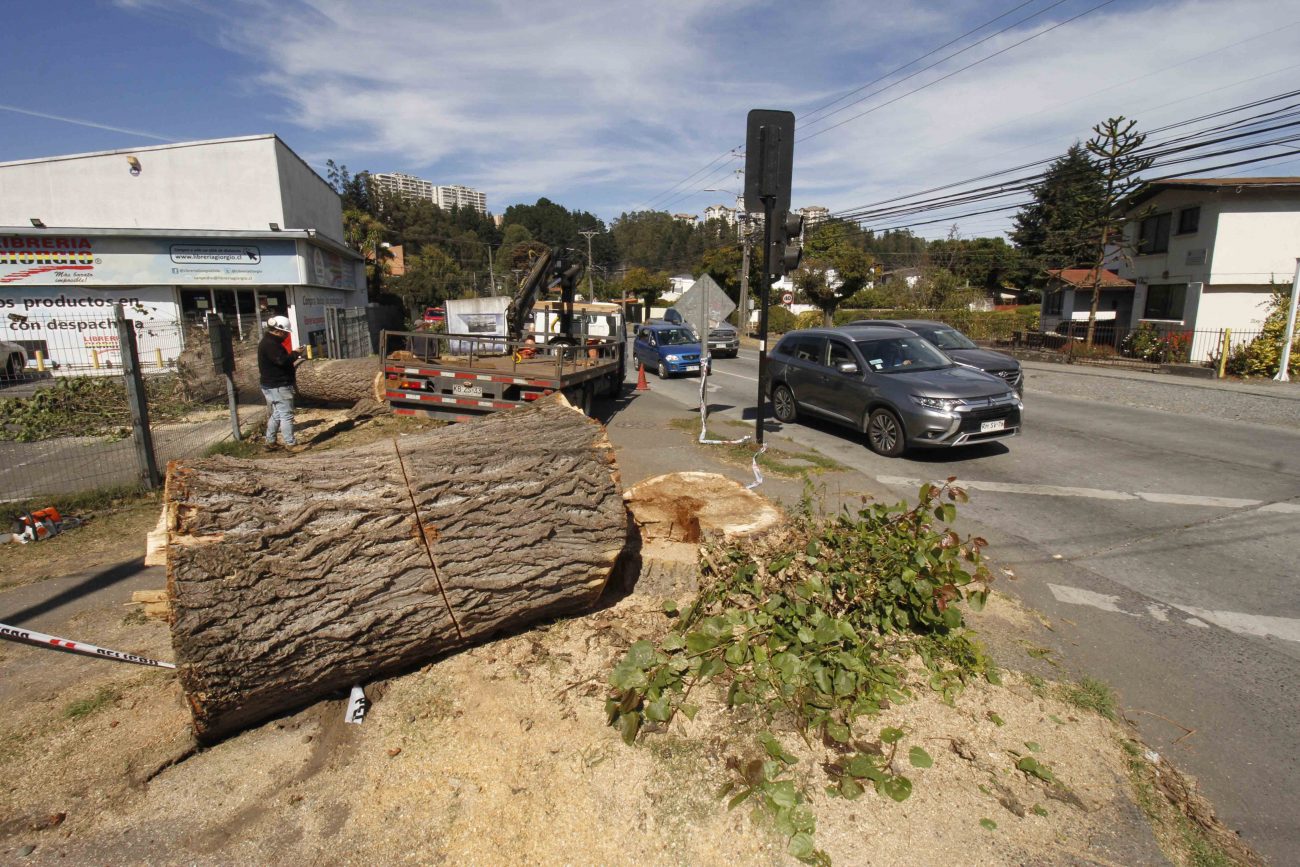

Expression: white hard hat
xmin=267 ymin=316 xmax=291 ymax=332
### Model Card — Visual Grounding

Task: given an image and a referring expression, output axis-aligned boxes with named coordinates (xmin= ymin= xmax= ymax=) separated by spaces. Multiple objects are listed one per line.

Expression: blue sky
xmin=4 ymin=0 xmax=1300 ymax=237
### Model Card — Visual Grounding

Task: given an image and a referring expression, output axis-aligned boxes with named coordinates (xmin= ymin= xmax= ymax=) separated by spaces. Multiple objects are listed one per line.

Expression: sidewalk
xmin=1020 ymin=359 xmax=1300 ymax=401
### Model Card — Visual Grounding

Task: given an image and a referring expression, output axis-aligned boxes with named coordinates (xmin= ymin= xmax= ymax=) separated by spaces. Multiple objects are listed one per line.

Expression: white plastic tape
xmin=0 ymin=621 xmax=176 ymax=669
xmin=345 ymin=685 xmax=369 ymax=724
xmin=695 ymin=365 xmax=763 ymax=489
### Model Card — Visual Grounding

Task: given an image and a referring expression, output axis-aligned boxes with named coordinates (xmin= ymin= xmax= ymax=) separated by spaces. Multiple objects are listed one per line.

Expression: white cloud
xmin=123 ymin=0 xmax=1300 ymax=230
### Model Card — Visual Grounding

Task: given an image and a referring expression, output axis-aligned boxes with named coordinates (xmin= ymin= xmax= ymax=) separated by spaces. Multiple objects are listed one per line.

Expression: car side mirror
xmin=837 ymin=361 xmax=859 ymax=375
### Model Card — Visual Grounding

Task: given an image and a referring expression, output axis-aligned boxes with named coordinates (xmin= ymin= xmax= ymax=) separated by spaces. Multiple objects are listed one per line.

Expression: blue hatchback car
xmin=633 ymin=322 xmax=704 ymax=378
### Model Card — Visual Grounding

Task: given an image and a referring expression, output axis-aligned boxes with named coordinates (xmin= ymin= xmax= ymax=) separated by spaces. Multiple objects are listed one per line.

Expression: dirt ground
xmin=0 ymin=411 xmax=1258 ymax=867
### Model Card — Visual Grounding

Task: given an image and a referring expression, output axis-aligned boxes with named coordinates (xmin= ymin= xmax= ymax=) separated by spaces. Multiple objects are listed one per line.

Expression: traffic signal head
xmin=770 ymin=211 xmax=805 ymax=277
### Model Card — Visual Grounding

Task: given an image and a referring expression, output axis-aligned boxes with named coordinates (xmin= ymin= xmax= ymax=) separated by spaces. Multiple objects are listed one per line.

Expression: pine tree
xmin=1010 ymin=144 xmax=1105 ymax=283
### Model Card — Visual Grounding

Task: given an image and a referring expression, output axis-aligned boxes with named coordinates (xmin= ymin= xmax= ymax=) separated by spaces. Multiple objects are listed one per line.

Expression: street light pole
xmin=579 ymin=230 xmax=597 ymax=299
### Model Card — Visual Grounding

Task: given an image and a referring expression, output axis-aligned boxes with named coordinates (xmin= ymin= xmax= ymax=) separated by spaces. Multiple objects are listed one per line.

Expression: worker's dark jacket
xmin=258 ymin=332 xmax=297 ymax=388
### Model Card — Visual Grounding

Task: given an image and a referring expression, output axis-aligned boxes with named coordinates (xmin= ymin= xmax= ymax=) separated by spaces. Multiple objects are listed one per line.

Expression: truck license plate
xmin=980 ymin=419 xmax=1005 ymax=433
xmin=453 ymin=383 xmax=484 ymax=398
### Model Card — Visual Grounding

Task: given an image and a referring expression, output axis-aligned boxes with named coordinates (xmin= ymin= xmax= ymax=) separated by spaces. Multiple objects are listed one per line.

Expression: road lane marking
xmin=875 ymin=475 xmax=1296 ymax=513
xmin=710 ymin=369 xmax=759 ymax=383
xmin=1047 ymin=583 xmax=1300 ymax=643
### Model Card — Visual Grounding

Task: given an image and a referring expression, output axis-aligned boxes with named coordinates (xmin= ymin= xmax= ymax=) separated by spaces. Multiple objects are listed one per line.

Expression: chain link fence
xmin=0 ymin=306 xmax=257 ymax=504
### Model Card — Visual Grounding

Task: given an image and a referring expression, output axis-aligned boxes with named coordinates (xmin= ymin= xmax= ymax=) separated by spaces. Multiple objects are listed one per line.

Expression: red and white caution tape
xmin=0 ymin=621 xmax=176 ymax=669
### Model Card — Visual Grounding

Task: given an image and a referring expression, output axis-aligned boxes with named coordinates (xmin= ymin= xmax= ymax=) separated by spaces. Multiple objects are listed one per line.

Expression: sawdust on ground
xmin=0 ymin=416 xmax=1251 ymax=867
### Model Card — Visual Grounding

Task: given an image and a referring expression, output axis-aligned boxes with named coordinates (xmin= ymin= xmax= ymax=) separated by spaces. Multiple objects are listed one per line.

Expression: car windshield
xmin=854 ymin=337 xmax=952 ymax=373
xmin=923 ymin=328 xmax=978 ymax=350
xmin=657 ymin=328 xmax=698 ymax=345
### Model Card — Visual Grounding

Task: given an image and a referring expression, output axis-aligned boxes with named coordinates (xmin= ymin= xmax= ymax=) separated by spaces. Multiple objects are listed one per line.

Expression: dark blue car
xmin=633 ymin=322 xmax=704 ymax=378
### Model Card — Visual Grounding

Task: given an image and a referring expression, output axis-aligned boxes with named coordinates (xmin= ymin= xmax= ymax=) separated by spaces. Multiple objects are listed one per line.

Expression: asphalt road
xmin=633 ymin=342 xmax=1300 ymax=863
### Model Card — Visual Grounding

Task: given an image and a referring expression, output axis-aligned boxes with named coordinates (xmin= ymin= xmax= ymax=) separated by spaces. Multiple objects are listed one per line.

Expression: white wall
xmin=0 ymin=136 xmax=346 ymax=241
xmin=0 ymin=137 xmax=283 ymax=230
xmin=1121 ymin=188 xmax=1219 ymax=289
xmin=1194 ymin=285 xmax=1276 ymax=332
xmin=275 ymin=139 xmax=346 ymax=243
xmin=1210 ymin=199 xmax=1300 ymax=286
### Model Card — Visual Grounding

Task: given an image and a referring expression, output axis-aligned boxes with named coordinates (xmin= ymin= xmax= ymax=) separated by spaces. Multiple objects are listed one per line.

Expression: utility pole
xmin=579 ymin=230 xmax=597 ymax=299
xmin=486 ymin=243 xmax=498 ymax=295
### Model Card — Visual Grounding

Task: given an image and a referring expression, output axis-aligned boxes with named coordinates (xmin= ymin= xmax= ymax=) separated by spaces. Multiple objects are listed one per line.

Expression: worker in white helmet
xmin=258 ymin=315 xmax=305 ymax=450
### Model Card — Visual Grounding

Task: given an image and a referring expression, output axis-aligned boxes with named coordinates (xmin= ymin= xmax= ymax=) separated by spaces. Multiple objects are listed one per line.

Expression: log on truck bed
xmin=161 ymin=392 xmax=629 ymax=742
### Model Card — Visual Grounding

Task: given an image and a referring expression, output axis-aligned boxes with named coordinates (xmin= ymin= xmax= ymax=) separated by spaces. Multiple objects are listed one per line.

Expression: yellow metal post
xmin=1217 ymin=328 xmax=1231 ymax=379
xmin=35 ymin=350 xmax=45 ymax=372
xmin=154 ymin=348 xmax=165 ymax=368
xmin=91 ymin=350 xmax=101 ymax=369
xmin=305 ymin=344 xmax=314 ymax=360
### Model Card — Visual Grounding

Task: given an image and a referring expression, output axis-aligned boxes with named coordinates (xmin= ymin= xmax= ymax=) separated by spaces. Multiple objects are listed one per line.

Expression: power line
xmin=798 ymin=0 xmax=1121 ymax=144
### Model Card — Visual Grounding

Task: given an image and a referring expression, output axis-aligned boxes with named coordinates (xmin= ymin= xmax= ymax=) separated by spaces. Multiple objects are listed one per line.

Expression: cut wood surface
xmin=622 ymin=472 xmax=786 ymax=598
xmin=161 ymin=393 xmax=629 ymax=742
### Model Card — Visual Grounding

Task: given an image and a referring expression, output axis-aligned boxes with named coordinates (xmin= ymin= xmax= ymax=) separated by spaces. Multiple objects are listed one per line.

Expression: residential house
xmin=1038 ymin=177 xmax=1299 ymax=360
xmin=1040 ymin=268 xmax=1135 ymax=329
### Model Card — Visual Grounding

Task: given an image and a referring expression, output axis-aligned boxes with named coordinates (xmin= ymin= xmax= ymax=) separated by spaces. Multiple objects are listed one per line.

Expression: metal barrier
xmin=1012 ymin=324 xmax=1265 ymax=373
xmin=0 ymin=306 xmax=249 ymax=503
xmin=324 ymin=307 xmax=372 ymax=359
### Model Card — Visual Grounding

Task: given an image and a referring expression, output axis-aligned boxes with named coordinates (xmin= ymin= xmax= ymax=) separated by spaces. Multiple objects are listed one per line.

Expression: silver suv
xmin=767 ymin=326 xmax=1022 ymax=456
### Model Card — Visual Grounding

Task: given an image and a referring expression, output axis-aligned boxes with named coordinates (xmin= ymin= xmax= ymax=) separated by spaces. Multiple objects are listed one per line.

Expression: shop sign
xmin=0 ymin=235 xmax=299 ymax=286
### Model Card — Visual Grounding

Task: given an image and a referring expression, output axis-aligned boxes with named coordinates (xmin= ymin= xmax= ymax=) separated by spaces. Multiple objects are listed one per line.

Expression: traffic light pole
xmin=755 ymin=195 xmax=776 ymax=446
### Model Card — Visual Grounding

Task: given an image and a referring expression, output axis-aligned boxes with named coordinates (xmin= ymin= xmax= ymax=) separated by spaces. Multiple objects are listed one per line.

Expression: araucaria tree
xmin=1080 ymin=117 xmax=1153 ymax=344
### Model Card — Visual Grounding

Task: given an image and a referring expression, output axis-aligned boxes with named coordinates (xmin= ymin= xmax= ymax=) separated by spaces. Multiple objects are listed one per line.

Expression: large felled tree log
xmin=177 ymin=341 xmax=384 ymax=405
xmin=162 ymin=393 xmax=628 ymax=742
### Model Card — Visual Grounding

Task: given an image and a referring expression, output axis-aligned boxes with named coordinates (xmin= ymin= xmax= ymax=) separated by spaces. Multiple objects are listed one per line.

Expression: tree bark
xmin=178 ymin=339 xmax=383 ymax=406
xmin=162 ymin=393 xmax=629 ymax=742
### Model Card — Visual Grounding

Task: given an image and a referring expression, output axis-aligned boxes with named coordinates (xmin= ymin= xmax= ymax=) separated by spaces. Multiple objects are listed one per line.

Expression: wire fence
xmin=0 ymin=307 xmax=256 ymax=504
xmin=1009 ymin=323 xmax=1268 ymax=373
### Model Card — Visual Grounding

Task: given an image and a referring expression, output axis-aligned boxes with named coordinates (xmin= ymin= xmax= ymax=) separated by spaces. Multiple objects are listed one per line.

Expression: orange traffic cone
xmin=636 ymin=362 xmax=650 ymax=391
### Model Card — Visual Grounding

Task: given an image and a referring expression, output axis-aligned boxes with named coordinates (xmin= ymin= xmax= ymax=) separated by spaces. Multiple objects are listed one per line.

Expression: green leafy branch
xmin=605 ymin=479 xmax=999 ymax=863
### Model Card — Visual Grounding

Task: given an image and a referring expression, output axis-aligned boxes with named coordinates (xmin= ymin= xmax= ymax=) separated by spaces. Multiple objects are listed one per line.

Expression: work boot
xmin=264 ymin=441 xmax=283 ymax=451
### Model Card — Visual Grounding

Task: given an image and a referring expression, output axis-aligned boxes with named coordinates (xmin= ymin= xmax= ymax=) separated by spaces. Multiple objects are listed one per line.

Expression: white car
xmin=2 ymin=341 xmax=28 ymax=379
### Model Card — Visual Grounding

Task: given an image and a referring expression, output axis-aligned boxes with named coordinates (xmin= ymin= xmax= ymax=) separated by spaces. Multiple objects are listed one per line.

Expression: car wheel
xmin=866 ymin=408 xmax=906 ymax=457
xmin=657 ymin=361 xmax=670 ymax=379
xmin=772 ymin=384 xmax=798 ymax=423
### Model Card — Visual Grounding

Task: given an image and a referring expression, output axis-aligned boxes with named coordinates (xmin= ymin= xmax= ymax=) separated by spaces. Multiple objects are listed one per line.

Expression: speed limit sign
xmin=781 ymin=292 xmax=794 ymax=305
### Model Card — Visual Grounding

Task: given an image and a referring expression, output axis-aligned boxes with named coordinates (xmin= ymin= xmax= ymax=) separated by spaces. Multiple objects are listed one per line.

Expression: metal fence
xmin=324 ymin=306 xmax=372 ymax=359
xmin=1010 ymin=323 xmax=1266 ymax=373
xmin=0 ymin=306 xmax=253 ymax=504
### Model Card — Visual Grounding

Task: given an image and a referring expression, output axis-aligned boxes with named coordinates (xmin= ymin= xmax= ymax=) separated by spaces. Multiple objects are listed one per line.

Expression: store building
xmin=0 ymin=134 xmax=365 ymax=373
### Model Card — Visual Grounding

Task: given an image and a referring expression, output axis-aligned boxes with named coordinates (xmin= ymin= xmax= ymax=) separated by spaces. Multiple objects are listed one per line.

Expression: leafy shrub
xmin=1224 ymin=286 xmax=1300 ymax=378
xmin=606 ymin=481 xmax=997 ymax=863
xmin=1120 ymin=324 xmax=1192 ymax=363
xmin=767 ymin=306 xmax=797 ymax=334
xmin=795 ymin=310 xmax=824 ymax=330
xmin=832 ymin=307 xmax=1039 ymax=339
xmin=0 ymin=375 xmax=197 ymax=442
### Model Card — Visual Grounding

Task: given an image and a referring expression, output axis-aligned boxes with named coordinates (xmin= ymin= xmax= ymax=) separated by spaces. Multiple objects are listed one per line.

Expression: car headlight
xmin=911 ymin=395 xmax=962 ymax=412
xmin=664 ymin=354 xmax=680 ymax=362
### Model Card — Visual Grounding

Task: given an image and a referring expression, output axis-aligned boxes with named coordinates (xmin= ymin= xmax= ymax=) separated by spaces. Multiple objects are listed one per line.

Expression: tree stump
xmin=161 ymin=393 xmax=628 ymax=742
xmin=622 ymin=472 xmax=785 ymax=598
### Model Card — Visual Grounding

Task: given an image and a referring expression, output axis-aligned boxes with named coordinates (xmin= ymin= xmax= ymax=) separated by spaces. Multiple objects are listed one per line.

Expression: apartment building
xmin=371 ymin=172 xmax=487 ymax=215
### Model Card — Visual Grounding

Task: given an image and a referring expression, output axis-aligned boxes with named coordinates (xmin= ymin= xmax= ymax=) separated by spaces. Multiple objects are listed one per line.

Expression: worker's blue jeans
xmin=261 ymin=386 xmax=297 ymax=446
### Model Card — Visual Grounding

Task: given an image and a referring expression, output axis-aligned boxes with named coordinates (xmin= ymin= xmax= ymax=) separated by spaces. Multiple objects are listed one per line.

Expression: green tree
xmin=388 ymin=247 xmax=462 ymax=320
xmin=1010 ymin=144 xmax=1105 ymax=285
xmin=620 ymin=267 xmax=671 ymax=317
xmin=1080 ymin=116 xmax=1153 ymax=344
xmin=794 ymin=219 xmax=875 ymax=326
